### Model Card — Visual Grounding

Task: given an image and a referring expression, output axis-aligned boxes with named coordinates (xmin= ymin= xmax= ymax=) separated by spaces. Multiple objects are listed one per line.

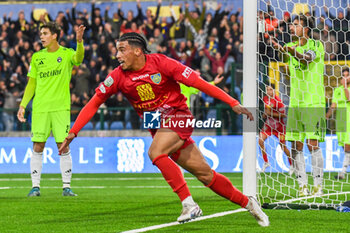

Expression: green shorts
xmin=285 ymin=107 xmax=325 ymax=142
xmin=336 ymin=108 xmax=350 ymax=146
xmin=31 ymin=110 xmax=70 ymax=143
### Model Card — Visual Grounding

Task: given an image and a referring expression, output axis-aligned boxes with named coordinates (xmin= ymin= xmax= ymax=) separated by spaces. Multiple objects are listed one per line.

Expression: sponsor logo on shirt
xmin=104 ymin=76 xmax=114 ymax=87
xmin=132 ymin=74 xmax=149 ymax=81
xmin=99 ymin=84 xmax=106 ymax=93
xmin=150 ymin=73 xmax=162 ymax=84
xmin=182 ymin=67 xmax=193 ymax=79
xmin=57 ymin=57 xmax=62 ymax=63
xmin=38 ymin=61 xmax=44 ymax=66
xmin=39 ymin=69 xmax=62 ymax=78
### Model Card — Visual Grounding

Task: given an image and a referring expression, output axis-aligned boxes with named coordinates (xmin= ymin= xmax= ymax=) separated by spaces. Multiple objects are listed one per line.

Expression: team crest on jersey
xmin=104 ymin=76 xmax=114 ymax=87
xmin=57 ymin=57 xmax=62 ymax=63
xmin=150 ymin=73 xmax=162 ymax=84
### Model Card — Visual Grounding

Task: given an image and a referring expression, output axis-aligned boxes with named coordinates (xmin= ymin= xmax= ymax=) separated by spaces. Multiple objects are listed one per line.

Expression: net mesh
xmin=257 ymin=0 xmax=350 ymax=209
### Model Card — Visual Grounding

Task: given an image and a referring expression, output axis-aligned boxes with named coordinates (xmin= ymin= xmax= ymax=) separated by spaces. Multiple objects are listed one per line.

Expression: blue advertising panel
xmin=0 ymin=135 xmax=345 ymax=173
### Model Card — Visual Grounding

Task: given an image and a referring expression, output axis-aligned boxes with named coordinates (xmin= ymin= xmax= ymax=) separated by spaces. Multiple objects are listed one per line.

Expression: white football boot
xmin=245 ymin=196 xmax=270 ymax=227
xmin=177 ymin=203 xmax=203 ymax=223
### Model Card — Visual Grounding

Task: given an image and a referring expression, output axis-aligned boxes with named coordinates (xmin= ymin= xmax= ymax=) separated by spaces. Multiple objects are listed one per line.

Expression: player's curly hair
xmin=40 ymin=22 xmax=61 ymax=41
xmin=119 ymin=32 xmax=151 ymax=54
xmin=293 ymin=14 xmax=314 ymax=35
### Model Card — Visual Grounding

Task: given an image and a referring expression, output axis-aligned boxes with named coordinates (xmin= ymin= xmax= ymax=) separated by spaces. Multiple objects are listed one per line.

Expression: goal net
xmin=256 ymin=0 xmax=350 ymax=209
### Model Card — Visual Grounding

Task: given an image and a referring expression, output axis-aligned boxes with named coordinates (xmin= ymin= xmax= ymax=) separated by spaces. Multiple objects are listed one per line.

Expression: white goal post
xmin=242 ymin=0 xmax=258 ymax=197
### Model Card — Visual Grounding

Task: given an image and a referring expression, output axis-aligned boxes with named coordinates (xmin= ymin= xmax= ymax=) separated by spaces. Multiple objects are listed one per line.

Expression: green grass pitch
xmin=0 ymin=173 xmax=347 ymax=233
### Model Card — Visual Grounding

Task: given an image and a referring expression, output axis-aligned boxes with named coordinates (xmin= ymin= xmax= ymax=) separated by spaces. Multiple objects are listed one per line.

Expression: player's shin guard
xmin=60 ymin=150 xmax=73 ymax=188
xmin=152 ymin=154 xmax=191 ymax=201
xmin=31 ymin=151 xmax=43 ymax=188
xmin=294 ymin=150 xmax=307 ymax=187
xmin=311 ymin=149 xmax=324 ymax=187
xmin=206 ymin=170 xmax=249 ymax=208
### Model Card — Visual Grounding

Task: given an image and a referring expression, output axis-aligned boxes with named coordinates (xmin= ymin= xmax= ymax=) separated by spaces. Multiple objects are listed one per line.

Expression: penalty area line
xmin=120 ymin=208 xmax=247 ymax=233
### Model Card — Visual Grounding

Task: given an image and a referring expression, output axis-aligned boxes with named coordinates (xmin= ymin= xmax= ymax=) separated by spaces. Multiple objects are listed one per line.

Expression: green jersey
xmin=285 ymin=39 xmax=325 ymax=107
xmin=28 ymin=46 xmax=81 ymax=112
xmin=332 ymin=86 xmax=349 ymax=132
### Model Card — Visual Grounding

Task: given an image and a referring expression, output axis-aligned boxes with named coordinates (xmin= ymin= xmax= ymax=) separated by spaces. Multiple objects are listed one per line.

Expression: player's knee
xmin=33 ymin=142 xmax=45 ymax=153
xmin=148 ymin=147 xmax=163 ymax=161
xmin=195 ymin=170 xmax=213 ymax=185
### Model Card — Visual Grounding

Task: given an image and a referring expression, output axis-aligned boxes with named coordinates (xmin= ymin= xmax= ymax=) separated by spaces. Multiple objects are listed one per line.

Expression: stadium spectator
xmin=202 ymin=44 xmax=231 ymax=75
xmin=170 ymin=3 xmax=186 ymax=43
xmin=72 ymin=63 xmax=91 ymax=98
xmin=326 ymin=68 xmax=350 ymax=180
xmin=105 ymin=92 xmax=129 ymax=124
xmin=272 ymin=15 xmax=325 ymax=197
xmin=277 ymin=12 xmax=291 ymax=44
xmin=104 ymin=5 xmax=122 ymax=39
xmin=184 ymin=2 xmax=206 ymax=41
xmin=17 ymin=22 xmax=85 ymax=197
xmin=168 ymin=40 xmax=197 ymax=67
xmin=1 ymin=79 xmax=19 ymax=131
xmin=59 ymin=32 xmax=269 ymax=227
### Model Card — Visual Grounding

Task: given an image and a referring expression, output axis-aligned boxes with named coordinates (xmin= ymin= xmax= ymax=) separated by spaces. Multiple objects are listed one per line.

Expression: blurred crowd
xmin=0 ymin=0 xmax=244 ymax=131
xmin=1 ymin=1 xmax=348 ymax=132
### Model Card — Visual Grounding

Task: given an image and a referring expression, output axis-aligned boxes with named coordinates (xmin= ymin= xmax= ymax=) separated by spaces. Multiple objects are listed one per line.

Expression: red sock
xmin=206 ymin=170 xmax=249 ymax=208
xmin=152 ymin=154 xmax=191 ymax=201
xmin=262 ymin=152 xmax=268 ymax=163
xmin=288 ymin=157 xmax=292 ymax=165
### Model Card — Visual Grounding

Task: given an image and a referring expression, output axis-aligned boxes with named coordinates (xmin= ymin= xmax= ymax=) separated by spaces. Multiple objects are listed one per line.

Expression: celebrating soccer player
xmin=17 ymin=22 xmax=85 ymax=197
xmin=59 ymin=32 xmax=269 ymax=226
xmin=326 ymin=68 xmax=350 ymax=180
xmin=272 ymin=15 xmax=325 ymax=196
xmin=259 ymin=84 xmax=293 ymax=173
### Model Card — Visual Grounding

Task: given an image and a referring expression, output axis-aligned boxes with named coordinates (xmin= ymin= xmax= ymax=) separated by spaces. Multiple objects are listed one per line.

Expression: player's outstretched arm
xmin=232 ymin=104 xmax=254 ymax=121
xmin=191 ymin=76 xmax=254 ymax=121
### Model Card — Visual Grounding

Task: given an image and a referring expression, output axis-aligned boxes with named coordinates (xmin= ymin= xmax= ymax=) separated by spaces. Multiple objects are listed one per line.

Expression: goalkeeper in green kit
xmin=17 ymin=22 xmax=85 ymax=197
xmin=272 ymin=15 xmax=325 ymax=197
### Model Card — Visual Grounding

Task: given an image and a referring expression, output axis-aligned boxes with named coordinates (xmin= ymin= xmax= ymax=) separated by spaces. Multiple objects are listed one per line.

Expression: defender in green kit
xmin=17 ymin=22 xmax=85 ymax=197
xmin=326 ymin=68 xmax=350 ymax=180
xmin=272 ymin=15 xmax=325 ymax=197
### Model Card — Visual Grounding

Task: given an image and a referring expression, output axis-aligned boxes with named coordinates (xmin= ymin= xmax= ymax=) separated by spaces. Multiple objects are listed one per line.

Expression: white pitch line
xmin=0 ymin=177 xmax=180 ymax=181
xmin=120 ymin=208 xmax=247 ymax=233
xmin=1 ymin=185 xmax=208 ymax=189
xmin=0 ymin=177 xmax=243 ymax=182
xmin=0 ymin=187 xmax=10 ymax=189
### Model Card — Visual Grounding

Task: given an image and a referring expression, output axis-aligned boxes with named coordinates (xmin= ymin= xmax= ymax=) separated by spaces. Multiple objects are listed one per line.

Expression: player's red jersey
xmin=95 ymin=53 xmax=199 ymax=117
xmin=261 ymin=95 xmax=286 ymax=141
